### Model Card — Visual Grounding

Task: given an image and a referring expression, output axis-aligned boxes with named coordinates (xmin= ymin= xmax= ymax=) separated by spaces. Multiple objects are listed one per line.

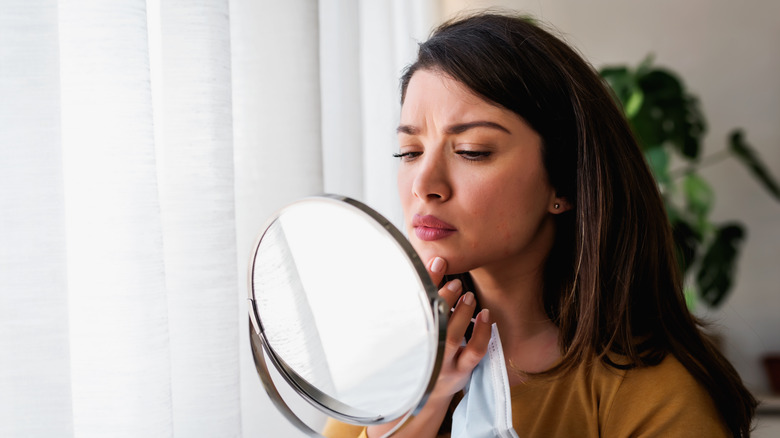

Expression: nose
xmin=411 ymin=153 xmax=451 ymax=202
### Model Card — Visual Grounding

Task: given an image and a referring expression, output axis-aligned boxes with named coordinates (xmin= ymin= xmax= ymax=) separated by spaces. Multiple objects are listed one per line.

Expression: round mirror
xmin=248 ymin=195 xmax=447 ymax=436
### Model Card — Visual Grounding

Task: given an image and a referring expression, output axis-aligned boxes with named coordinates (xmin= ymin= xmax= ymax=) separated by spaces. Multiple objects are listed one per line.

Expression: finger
xmin=438 ymin=278 xmax=462 ymax=309
xmin=456 ymin=309 xmax=492 ymax=372
xmin=445 ymin=292 xmax=477 ymax=351
xmin=426 ymin=256 xmax=447 ymax=289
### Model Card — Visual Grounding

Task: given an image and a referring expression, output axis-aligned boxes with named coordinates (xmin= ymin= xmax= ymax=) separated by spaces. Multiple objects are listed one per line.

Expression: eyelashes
xmin=456 ymin=150 xmax=491 ymax=161
xmin=392 ymin=151 xmax=421 ymax=161
xmin=392 ymin=150 xmax=492 ymax=162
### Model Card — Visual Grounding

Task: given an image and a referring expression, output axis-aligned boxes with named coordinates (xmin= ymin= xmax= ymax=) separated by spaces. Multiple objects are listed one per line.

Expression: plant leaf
xmin=680 ymin=96 xmax=706 ymax=159
xmin=644 ymin=146 xmax=670 ymax=185
xmin=599 ymin=66 xmax=638 ymax=112
xmin=625 ymin=89 xmax=644 ymax=118
xmin=729 ymin=129 xmax=780 ymax=201
xmin=682 ymin=173 xmax=714 ymax=224
xmin=636 ymin=54 xmax=656 ymax=77
xmin=683 ymin=286 xmax=698 ymax=312
xmin=696 ymin=224 xmax=745 ymax=307
xmin=634 ymin=69 xmax=705 ymax=159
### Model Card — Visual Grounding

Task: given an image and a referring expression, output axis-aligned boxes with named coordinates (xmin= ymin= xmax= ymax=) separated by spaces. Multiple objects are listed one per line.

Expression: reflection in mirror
xmin=248 ymin=196 xmax=445 ymax=435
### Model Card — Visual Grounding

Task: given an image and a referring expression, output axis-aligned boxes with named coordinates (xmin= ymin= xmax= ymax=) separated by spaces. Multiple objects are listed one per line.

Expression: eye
xmin=392 ymin=151 xmax=422 ymax=161
xmin=456 ymin=150 xmax=491 ymax=161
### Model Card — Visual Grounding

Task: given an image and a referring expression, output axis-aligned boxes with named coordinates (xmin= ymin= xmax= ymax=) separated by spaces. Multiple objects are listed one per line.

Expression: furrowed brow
xmin=445 ymin=121 xmax=511 ymax=135
xmin=396 ymin=125 xmax=419 ymax=135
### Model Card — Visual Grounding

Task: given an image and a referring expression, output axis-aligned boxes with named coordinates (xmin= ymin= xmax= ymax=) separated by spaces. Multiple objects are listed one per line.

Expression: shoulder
xmin=320 ymin=419 xmax=368 ymax=438
xmin=600 ymin=352 xmax=699 ymax=392
xmin=600 ymin=354 xmax=729 ymax=437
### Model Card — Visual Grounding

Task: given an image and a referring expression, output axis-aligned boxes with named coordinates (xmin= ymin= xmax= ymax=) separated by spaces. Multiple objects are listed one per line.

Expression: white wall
xmin=441 ymin=0 xmax=780 ymax=397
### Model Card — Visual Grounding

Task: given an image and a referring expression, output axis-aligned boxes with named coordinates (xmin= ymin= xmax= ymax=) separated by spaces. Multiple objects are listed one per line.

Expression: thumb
xmin=426 ymin=256 xmax=447 ymax=288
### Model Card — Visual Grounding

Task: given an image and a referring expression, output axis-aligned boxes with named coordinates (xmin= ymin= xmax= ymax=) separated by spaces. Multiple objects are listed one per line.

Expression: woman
xmin=326 ymin=11 xmax=756 ymax=438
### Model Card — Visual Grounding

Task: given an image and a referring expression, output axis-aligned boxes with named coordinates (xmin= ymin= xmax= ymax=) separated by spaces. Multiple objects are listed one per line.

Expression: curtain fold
xmin=58 ymin=0 xmax=172 ymax=435
xmin=156 ymin=0 xmax=240 ymax=436
xmin=0 ymin=1 xmax=73 ymax=436
xmin=229 ymin=0 xmax=325 ymax=436
xmin=320 ymin=0 xmax=364 ymax=201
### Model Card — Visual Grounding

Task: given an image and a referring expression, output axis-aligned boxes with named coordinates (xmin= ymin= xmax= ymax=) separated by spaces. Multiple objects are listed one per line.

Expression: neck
xmin=468 ymin=222 xmax=561 ymax=376
xmin=470 ymin=259 xmax=551 ymax=341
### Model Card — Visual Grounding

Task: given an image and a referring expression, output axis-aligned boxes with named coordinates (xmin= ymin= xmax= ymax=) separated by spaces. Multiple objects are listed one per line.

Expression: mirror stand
xmin=247 ymin=195 xmax=448 ymax=437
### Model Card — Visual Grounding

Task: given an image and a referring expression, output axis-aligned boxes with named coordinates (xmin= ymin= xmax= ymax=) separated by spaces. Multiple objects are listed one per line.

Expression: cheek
xmin=475 ymin=176 xmax=550 ymax=247
xmin=488 ymin=209 xmax=519 ymax=255
xmin=498 ymin=218 xmax=514 ymax=245
xmin=460 ymin=186 xmax=515 ymax=248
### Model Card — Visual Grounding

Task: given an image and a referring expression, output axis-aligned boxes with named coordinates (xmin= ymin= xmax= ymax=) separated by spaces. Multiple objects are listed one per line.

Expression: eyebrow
xmin=396 ymin=120 xmax=511 ymax=135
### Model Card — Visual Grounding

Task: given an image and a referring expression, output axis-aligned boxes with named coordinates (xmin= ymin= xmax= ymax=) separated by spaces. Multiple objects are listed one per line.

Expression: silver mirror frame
xmin=247 ymin=194 xmax=448 ymax=435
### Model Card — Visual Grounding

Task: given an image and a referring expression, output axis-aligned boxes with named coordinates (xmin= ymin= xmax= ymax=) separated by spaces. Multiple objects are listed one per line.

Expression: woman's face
xmin=397 ymin=69 xmax=561 ymax=276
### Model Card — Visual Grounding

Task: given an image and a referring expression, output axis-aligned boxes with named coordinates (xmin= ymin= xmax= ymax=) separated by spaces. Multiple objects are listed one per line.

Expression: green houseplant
xmin=599 ymin=57 xmax=780 ymax=310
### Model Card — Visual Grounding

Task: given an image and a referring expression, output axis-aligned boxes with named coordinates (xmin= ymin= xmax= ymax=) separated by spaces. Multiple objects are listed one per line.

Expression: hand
xmin=425 ymin=256 xmax=493 ymax=401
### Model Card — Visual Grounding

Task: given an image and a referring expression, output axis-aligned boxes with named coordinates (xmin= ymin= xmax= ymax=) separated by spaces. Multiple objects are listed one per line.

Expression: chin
xmin=411 ymin=242 xmax=477 ymax=276
xmin=409 ymin=240 xmax=434 ymax=262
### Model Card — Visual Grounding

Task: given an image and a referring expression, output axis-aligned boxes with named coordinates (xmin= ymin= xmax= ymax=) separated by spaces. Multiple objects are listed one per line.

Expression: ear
xmin=549 ymin=197 xmax=573 ymax=214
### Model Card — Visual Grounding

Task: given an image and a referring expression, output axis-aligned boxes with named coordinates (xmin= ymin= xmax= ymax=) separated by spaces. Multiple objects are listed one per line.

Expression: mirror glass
xmin=248 ymin=195 xmax=445 ymax=433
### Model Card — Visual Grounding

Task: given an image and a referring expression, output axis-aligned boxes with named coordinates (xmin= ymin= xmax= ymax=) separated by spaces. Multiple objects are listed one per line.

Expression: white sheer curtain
xmin=0 ymin=0 xmax=436 ymax=436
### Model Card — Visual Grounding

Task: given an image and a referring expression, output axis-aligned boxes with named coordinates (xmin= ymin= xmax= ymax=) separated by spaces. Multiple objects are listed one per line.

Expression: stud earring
xmin=554 ymin=203 xmax=560 ymax=209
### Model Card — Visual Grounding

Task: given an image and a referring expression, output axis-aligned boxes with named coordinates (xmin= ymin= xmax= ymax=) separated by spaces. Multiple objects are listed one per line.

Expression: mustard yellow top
xmin=321 ymin=354 xmax=728 ymax=437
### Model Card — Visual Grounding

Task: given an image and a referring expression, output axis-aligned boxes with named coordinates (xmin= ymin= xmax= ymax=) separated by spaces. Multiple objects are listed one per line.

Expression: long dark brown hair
xmin=400 ymin=12 xmax=756 ymax=437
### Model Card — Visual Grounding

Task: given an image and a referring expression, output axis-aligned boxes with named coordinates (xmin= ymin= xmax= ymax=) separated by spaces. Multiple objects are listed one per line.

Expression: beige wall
xmin=440 ymin=0 xmax=780 ymax=396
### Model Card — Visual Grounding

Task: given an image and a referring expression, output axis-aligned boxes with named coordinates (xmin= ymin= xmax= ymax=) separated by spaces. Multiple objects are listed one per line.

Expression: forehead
xmin=401 ymin=69 xmax=509 ymax=123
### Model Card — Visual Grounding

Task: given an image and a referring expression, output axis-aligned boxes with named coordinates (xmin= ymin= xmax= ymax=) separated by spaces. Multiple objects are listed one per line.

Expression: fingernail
xmin=431 ymin=257 xmax=445 ymax=274
xmin=446 ymin=279 xmax=462 ymax=293
xmin=480 ymin=309 xmax=490 ymax=323
xmin=463 ymin=292 xmax=474 ymax=306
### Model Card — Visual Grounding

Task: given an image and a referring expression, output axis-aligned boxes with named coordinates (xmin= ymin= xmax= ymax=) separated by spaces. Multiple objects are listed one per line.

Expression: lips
xmin=412 ymin=214 xmax=457 ymax=241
